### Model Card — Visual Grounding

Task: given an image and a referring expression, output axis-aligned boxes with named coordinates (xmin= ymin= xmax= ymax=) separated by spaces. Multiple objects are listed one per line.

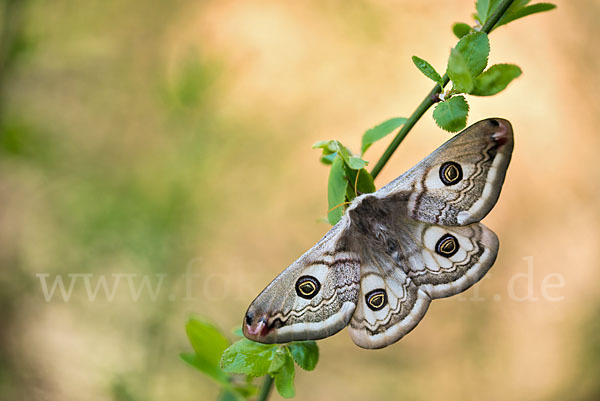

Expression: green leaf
xmin=179 ymin=352 xmax=228 ymax=385
xmin=361 ymin=117 xmax=407 ymax=155
xmin=319 ymin=152 xmax=337 ymax=165
xmin=312 ymin=139 xmax=340 ymax=154
xmin=455 ymin=32 xmax=490 ymax=77
xmin=327 ymin=155 xmax=348 ymax=225
xmin=288 ymin=341 xmax=319 ymax=371
xmin=411 ymin=56 xmax=443 ymax=88
xmin=471 ymin=63 xmax=522 ymax=96
xmin=313 ymin=139 xmax=365 ymax=170
xmin=183 ymin=318 xmax=231 ymax=384
xmin=476 ymin=0 xmax=491 ymax=23
xmin=221 ymin=339 xmax=278 ymax=377
xmin=344 ymin=167 xmax=376 ymax=202
xmin=356 ymin=169 xmax=376 ymax=194
xmin=452 ymin=23 xmax=471 ymax=39
xmin=447 ymin=48 xmax=473 ymax=93
xmin=268 ymin=348 xmax=288 ymax=374
xmin=274 ymin=352 xmax=295 ymax=398
xmin=347 ymin=156 xmax=368 ymax=170
xmin=335 ymin=143 xmax=354 ymax=166
xmin=497 ymin=3 xmax=556 ymax=27
xmin=484 ymin=0 xmax=512 ymax=24
xmin=433 ymin=95 xmax=469 ymax=132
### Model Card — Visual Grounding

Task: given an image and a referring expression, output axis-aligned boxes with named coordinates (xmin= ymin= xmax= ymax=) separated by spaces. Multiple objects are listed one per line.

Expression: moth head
xmin=243 ymin=251 xmax=359 ymax=344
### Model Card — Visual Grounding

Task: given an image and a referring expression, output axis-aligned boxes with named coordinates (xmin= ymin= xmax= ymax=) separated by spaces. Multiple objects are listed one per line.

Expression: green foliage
xmin=431 ymin=21 xmax=523 ymax=130
xmin=181 ymin=319 xmax=258 ymax=401
xmin=433 ymin=95 xmax=469 ymax=132
xmin=496 ymin=2 xmax=556 ymax=28
xmin=454 ymin=32 xmax=490 ymax=77
xmin=288 ymin=342 xmax=319 ymax=371
xmin=221 ymin=339 xmax=278 ymax=377
xmin=412 ymin=56 xmax=443 ymax=88
xmin=182 ymin=317 xmax=319 ymax=400
xmin=473 ymin=0 xmax=556 ymax=29
xmin=220 ymin=339 xmax=319 ymax=399
xmin=344 ymin=167 xmax=376 ymax=200
xmin=471 ymin=63 xmax=522 ymax=96
xmin=361 ymin=117 xmax=407 ymax=155
xmin=452 ymin=22 xmax=472 ymax=39
xmin=315 ymin=0 xmax=556 ymax=214
xmin=273 ymin=352 xmax=295 ymax=398
xmin=476 ymin=0 xmax=493 ymax=24
xmin=447 ymin=48 xmax=474 ymax=93
xmin=180 ymin=318 xmax=234 ymax=386
xmin=313 ymin=139 xmax=376 ymax=224
xmin=327 ymin=155 xmax=348 ymax=225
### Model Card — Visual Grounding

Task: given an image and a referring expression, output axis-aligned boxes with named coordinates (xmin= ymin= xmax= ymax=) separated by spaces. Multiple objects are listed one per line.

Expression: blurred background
xmin=1 ymin=0 xmax=599 ymax=400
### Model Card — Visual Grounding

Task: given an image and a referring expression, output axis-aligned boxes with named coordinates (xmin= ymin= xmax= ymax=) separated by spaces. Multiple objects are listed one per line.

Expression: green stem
xmin=370 ymin=0 xmax=517 ymax=179
xmin=257 ymin=375 xmax=274 ymax=401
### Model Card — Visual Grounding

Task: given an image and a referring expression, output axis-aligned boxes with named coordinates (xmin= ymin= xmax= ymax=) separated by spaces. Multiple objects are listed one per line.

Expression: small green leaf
xmin=447 ymin=48 xmax=473 ymax=93
xmin=476 ymin=0 xmax=491 ymax=23
xmin=477 ymin=0 xmax=509 ymax=24
xmin=496 ymin=3 xmax=556 ymax=27
xmin=347 ymin=156 xmax=368 ymax=170
xmin=411 ymin=56 xmax=443 ymax=87
xmin=433 ymin=95 xmax=469 ymax=132
xmin=274 ymin=352 xmax=295 ymax=398
xmin=356 ymin=169 xmax=376 ymax=194
xmin=288 ymin=341 xmax=319 ymax=371
xmin=344 ymin=166 xmax=376 ymax=202
xmin=232 ymin=326 xmax=244 ymax=337
xmin=268 ymin=348 xmax=288 ymax=374
xmin=183 ymin=318 xmax=231 ymax=384
xmin=335 ymin=143 xmax=354 ymax=166
xmin=319 ymin=152 xmax=337 ymax=165
xmin=361 ymin=117 xmax=407 ymax=155
xmin=327 ymin=155 xmax=348 ymax=225
xmin=452 ymin=23 xmax=471 ymax=39
xmin=179 ymin=352 xmax=228 ymax=385
xmin=471 ymin=64 xmax=522 ymax=96
xmin=312 ymin=139 xmax=340 ymax=154
xmin=221 ymin=339 xmax=278 ymax=377
xmin=312 ymin=140 xmax=330 ymax=149
xmin=314 ymin=139 xmax=362 ymax=170
xmin=455 ymin=32 xmax=490 ymax=77
xmin=186 ymin=318 xmax=230 ymax=358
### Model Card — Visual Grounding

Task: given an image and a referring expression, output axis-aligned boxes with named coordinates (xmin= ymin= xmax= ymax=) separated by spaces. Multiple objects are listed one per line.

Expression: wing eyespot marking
xmin=295 ymin=275 xmax=321 ymax=299
xmin=439 ymin=161 xmax=463 ymax=186
xmin=365 ymin=289 xmax=388 ymax=311
xmin=435 ymin=234 xmax=459 ymax=257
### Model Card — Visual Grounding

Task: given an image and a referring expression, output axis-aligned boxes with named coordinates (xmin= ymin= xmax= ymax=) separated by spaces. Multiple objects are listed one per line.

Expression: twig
xmin=257 ymin=375 xmax=274 ymax=401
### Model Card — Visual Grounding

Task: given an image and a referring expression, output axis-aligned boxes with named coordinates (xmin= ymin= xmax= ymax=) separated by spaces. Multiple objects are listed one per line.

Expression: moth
xmin=243 ymin=118 xmax=513 ymax=349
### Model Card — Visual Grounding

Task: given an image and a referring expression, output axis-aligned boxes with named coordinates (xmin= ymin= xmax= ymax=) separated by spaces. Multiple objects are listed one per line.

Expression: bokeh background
xmin=1 ymin=0 xmax=599 ymax=400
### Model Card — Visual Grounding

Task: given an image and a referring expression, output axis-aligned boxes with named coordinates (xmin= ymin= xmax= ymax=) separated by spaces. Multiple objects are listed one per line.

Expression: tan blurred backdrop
xmin=0 ymin=0 xmax=599 ymax=400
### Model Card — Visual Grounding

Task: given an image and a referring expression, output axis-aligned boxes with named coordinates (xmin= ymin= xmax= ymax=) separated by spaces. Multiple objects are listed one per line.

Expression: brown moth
xmin=243 ymin=118 xmax=513 ymax=349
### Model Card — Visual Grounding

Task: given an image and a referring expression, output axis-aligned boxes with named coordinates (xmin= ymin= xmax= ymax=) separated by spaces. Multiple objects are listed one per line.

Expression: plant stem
xmin=257 ymin=375 xmax=274 ymax=401
xmin=369 ymin=0 xmax=517 ymax=179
